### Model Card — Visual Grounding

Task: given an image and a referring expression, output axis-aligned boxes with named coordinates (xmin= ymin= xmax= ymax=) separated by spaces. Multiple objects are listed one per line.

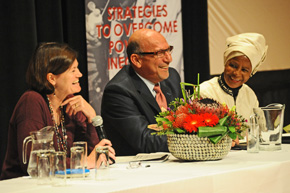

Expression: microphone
xmin=92 ymin=115 xmax=107 ymax=140
xmin=92 ymin=115 xmax=115 ymax=164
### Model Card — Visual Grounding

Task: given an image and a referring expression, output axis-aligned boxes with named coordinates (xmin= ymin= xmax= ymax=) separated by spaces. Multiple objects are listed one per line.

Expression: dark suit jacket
xmin=101 ymin=65 xmax=182 ymax=156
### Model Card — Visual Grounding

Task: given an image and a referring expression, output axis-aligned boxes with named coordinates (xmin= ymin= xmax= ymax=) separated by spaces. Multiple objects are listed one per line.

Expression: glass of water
xmin=247 ymin=121 xmax=259 ymax=153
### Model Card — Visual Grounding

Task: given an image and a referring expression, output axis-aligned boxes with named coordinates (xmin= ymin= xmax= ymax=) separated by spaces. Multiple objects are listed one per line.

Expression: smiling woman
xmin=0 ymin=42 xmax=116 ymax=180
xmin=223 ymin=55 xmax=252 ymax=89
xmin=199 ymin=33 xmax=268 ymax=147
xmin=199 ymin=33 xmax=268 ymax=127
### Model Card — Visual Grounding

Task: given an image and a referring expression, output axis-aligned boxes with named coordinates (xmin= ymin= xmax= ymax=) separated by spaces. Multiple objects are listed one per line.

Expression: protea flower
xmin=191 ymin=98 xmax=228 ymax=118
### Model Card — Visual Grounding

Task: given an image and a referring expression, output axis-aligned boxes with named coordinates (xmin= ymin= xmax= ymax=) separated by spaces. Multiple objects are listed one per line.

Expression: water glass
xmin=51 ymin=151 xmax=67 ymax=186
xmin=70 ymin=146 xmax=85 ymax=179
xmin=247 ymin=123 xmax=259 ymax=153
xmin=253 ymin=105 xmax=285 ymax=151
xmin=73 ymin=141 xmax=87 ymax=169
xmin=37 ymin=152 xmax=51 ymax=185
xmin=95 ymin=146 xmax=110 ymax=180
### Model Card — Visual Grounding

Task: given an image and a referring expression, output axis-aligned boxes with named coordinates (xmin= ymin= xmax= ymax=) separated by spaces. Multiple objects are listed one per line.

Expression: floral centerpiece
xmin=150 ymin=74 xmax=248 ymax=160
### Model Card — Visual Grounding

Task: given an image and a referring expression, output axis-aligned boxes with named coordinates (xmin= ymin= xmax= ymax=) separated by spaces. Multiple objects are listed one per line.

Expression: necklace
xmin=47 ymin=96 xmax=68 ymax=153
xmin=218 ymin=74 xmax=242 ymax=103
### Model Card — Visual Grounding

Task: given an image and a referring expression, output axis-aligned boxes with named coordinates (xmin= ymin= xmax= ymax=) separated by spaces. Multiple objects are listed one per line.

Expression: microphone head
xmin=92 ymin=115 xmax=103 ymax=127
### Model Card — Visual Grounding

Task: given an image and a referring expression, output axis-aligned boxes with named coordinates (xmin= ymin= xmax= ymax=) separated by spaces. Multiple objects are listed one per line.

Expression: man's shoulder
xmin=105 ymin=65 xmax=132 ymax=87
xmin=168 ymin=67 xmax=179 ymax=76
xmin=166 ymin=67 xmax=181 ymax=82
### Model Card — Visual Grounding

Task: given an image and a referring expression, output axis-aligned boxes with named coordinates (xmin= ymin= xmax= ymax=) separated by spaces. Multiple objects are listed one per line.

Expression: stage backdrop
xmin=207 ymin=0 xmax=290 ymax=127
xmin=208 ymin=0 xmax=290 ymax=75
xmin=84 ymin=0 xmax=184 ymax=114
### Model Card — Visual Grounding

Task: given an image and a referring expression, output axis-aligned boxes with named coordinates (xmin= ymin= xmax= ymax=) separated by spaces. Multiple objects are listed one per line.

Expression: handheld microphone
xmin=92 ymin=115 xmax=107 ymax=140
xmin=92 ymin=115 xmax=115 ymax=164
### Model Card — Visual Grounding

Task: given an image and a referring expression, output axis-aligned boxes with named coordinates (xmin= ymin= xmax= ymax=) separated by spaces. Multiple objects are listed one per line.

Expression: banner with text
xmin=85 ymin=0 xmax=183 ymax=114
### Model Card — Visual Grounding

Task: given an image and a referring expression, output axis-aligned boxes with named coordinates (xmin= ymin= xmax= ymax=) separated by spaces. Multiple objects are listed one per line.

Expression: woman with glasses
xmin=101 ymin=28 xmax=183 ymax=156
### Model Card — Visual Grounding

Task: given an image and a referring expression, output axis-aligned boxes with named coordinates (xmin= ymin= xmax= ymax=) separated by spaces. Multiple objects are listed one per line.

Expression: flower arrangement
xmin=150 ymin=75 xmax=248 ymax=144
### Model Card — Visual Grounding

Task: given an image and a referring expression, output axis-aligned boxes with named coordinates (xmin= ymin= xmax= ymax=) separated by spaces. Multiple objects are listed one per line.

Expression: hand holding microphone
xmin=92 ymin=115 xmax=107 ymax=139
xmin=92 ymin=115 xmax=115 ymax=164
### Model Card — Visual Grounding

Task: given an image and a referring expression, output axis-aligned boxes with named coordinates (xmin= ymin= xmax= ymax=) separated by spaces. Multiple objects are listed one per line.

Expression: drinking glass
xmin=253 ymin=104 xmax=285 ymax=151
xmin=73 ymin=141 xmax=87 ymax=169
xmin=70 ymin=146 xmax=85 ymax=179
xmin=247 ymin=120 xmax=259 ymax=153
xmin=95 ymin=146 xmax=110 ymax=180
xmin=37 ymin=152 xmax=51 ymax=185
xmin=51 ymin=151 xmax=67 ymax=186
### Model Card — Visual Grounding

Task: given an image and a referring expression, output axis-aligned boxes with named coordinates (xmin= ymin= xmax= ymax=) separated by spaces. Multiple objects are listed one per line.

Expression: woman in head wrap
xmin=199 ymin=33 xmax=268 ymax=145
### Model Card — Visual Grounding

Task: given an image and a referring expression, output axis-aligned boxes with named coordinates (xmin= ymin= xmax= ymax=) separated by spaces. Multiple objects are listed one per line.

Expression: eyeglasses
xmin=136 ymin=46 xmax=173 ymax=58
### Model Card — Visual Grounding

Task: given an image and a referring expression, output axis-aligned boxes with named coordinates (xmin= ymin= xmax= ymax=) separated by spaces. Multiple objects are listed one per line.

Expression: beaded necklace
xmin=47 ymin=96 xmax=68 ymax=153
xmin=218 ymin=73 xmax=242 ymax=103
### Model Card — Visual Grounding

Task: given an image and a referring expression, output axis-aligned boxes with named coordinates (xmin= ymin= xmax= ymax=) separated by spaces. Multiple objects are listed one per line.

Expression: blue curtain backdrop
xmin=0 ymin=0 xmax=289 ymax=176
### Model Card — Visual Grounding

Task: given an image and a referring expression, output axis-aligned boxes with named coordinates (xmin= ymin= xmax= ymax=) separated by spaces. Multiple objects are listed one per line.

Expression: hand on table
xmin=87 ymin=139 xmax=116 ymax=169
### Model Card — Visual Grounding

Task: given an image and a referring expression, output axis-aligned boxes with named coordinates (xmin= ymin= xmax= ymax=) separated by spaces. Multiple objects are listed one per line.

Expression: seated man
xmin=101 ymin=29 xmax=182 ymax=156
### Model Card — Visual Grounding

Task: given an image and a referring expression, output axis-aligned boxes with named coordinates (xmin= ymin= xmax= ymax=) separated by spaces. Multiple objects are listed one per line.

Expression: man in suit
xmin=101 ymin=29 xmax=182 ymax=156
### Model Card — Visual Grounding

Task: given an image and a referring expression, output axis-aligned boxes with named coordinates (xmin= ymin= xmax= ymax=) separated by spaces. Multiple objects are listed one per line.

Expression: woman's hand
xmin=87 ymin=139 xmax=116 ymax=169
xmin=231 ymin=136 xmax=240 ymax=147
xmin=61 ymin=95 xmax=96 ymax=122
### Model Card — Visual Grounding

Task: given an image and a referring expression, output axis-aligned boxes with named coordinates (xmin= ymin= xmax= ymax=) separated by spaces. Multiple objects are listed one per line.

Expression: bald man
xmin=101 ymin=29 xmax=182 ymax=156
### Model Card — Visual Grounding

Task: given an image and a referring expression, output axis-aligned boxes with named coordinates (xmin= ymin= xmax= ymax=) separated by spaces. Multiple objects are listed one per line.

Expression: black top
xmin=218 ymin=73 xmax=242 ymax=103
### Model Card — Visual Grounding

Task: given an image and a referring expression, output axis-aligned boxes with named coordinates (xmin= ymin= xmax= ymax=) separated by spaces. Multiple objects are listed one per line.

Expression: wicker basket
xmin=167 ymin=134 xmax=232 ymax=161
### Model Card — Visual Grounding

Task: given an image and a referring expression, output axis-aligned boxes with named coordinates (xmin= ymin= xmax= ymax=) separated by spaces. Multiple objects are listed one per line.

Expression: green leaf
xmin=166 ymin=131 xmax=175 ymax=135
xmin=155 ymin=117 xmax=168 ymax=123
xmin=237 ymin=133 xmax=244 ymax=140
xmin=209 ymin=130 xmax=229 ymax=144
xmin=208 ymin=135 xmax=223 ymax=144
xmin=175 ymin=128 xmax=186 ymax=134
xmin=228 ymin=132 xmax=237 ymax=140
xmin=230 ymin=106 xmax=236 ymax=112
xmin=218 ymin=116 xmax=229 ymax=126
xmin=198 ymin=126 xmax=227 ymax=138
xmin=228 ymin=126 xmax=236 ymax=133
xmin=158 ymin=111 xmax=170 ymax=117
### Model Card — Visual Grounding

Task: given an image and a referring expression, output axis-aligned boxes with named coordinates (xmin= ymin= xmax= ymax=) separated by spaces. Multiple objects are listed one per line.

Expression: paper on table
xmin=282 ymin=133 xmax=290 ymax=137
xmin=132 ymin=153 xmax=169 ymax=162
xmin=115 ymin=153 xmax=170 ymax=163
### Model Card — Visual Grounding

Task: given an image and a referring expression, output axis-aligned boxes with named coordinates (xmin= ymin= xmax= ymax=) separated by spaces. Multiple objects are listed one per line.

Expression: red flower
xmin=173 ymin=113 xmax=187 ymax=128
xmin=183 ymin=114 xmax=203 ymax=133
xmin=202 ymin=113 xmax=219 ymax=127
xmin=162 ymin=122 xmax=169 ymax=130
xmin=220 ymin=104 xmax=229 ymax=118
xmin=162 ymin=115 xmax=174 ymax=130
xmin=175 ymin=105 xmax=189 ymax=115
xmin=185 ymin=103 xmax=193 ymax=111
xmin=165 ymin=115 xmax=175 ymax=122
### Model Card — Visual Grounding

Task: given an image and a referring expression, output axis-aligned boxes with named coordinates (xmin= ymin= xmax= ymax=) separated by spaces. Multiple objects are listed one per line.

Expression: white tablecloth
xmin=1 ymin=145 xmax=290 ymax=193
